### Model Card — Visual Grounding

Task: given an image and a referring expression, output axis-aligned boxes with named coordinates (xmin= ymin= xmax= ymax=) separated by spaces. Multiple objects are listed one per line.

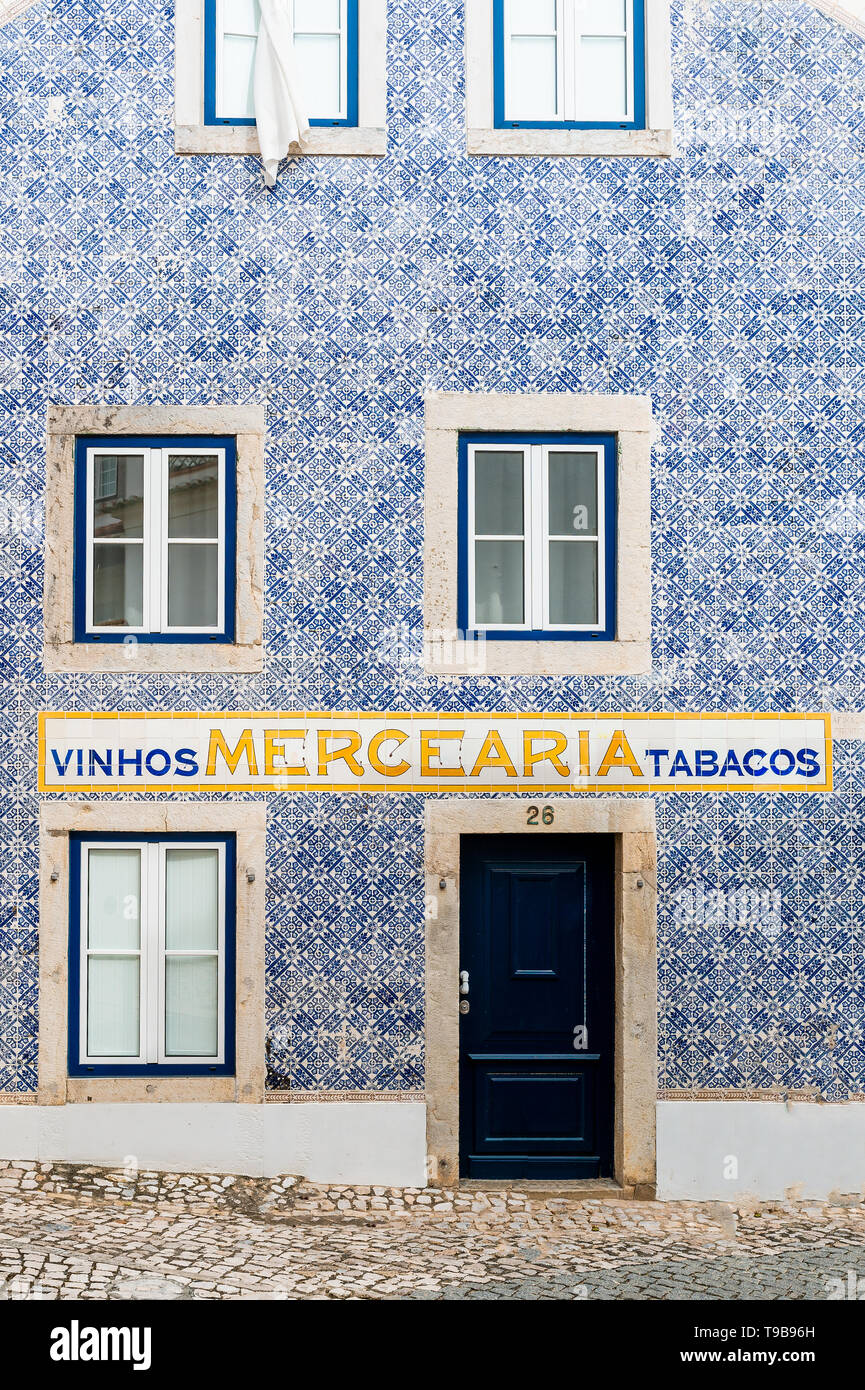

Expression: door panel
xmin=459 ymin=834 xmax=613 ymax=1180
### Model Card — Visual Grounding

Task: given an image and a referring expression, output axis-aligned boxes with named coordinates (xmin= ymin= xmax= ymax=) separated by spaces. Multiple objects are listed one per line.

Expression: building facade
xmin=1 ymin=0 xmax=865 ymax=1199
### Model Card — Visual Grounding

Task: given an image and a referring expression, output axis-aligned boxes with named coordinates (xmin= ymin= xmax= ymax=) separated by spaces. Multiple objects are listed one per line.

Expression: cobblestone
xmin=0 ymin=1164 xmax=863 ymax=1299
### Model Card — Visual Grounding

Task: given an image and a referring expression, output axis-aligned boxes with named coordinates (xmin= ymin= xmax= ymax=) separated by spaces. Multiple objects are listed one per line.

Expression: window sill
xmin=467 ymin=127 xmax=673 ymax=158
xmin=65 ymin=1077 xmax=237 ymax=1104
xmin=43 ymin=642 xmax=263 ymax=675
xmin=175 ymin=123 xmax=387 ymax=158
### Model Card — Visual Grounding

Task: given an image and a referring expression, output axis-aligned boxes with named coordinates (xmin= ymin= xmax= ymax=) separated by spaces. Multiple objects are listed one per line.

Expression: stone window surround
xmin=174 ymin=0 xmax=388 ymax=159
xmin=464 ymin=0 xmax=673 ymax=158
xmin=37 ymin=800 xmax=267 ymax=1106
xmin=43 ymin=404 xmax=265 ymax=674
xmin=424 ymin=391 xmax=653 ymax=676
xmin=424 ymin=796 xmax=658 ymax=1194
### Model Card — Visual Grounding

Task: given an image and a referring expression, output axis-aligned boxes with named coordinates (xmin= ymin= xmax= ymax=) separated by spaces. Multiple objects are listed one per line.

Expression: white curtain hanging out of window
xmin=254 ymin=0 xmax=310 ymax=187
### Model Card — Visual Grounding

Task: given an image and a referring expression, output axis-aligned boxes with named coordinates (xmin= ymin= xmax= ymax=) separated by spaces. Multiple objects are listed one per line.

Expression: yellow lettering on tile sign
xmin=317 ymin=731 xmax=364 ymax=777
xmin=206 ymin=728 xmax=258 ymax=777
xmin=597 ymin=731 xmax=644 ymax=778
xmin=470 ymin=729 xmax=518 ymax=779
xmin=420 ymin=731 xmax=465 ymax=777
xmin=368 ymin=729 xmax=411 ymax=777
xmin=522 ymin=731 xmax=570 ymax=779
xmin=264 ymin=730 xmax=307 ymax=776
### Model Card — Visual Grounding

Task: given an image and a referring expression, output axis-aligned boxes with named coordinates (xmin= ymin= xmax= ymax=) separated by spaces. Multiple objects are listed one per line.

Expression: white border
xmin=78 ymin=841 xmax=227 ymax=1069
xmin=502 ymin=0 xmax=636 ymax=126
xmin=467 ymin=440 xmax=606 ymax=633
xmin=85 ymin=446 xmax=227 ymax=637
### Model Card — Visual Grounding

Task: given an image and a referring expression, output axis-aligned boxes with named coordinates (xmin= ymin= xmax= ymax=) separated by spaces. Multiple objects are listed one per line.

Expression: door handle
xmin=459 ymin=970 xmax=469 ymax=996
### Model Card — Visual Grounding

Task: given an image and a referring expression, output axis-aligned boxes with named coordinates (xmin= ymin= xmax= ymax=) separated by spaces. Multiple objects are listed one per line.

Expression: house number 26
xmin=527 ymin=806 xmax=555 ymax=826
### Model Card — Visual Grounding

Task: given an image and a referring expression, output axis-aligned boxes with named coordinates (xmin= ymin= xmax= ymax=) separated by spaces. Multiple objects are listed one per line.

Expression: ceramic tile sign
xmin=38 ymin=712 xmax=832 ymax=794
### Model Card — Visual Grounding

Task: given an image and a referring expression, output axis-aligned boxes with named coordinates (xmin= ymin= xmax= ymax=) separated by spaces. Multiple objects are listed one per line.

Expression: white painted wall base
xmin=657 ymin=1101 xmax=865 ymax=1201
xmin=0 ymin=1103 xmax=428 ymax=1187
xmin=8 ymin=1099 xmax=862 ymax=1198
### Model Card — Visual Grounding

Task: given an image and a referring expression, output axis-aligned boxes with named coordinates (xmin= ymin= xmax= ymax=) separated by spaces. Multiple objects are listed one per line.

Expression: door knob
xmin=459 ymin=970 xmax=469 ymax=996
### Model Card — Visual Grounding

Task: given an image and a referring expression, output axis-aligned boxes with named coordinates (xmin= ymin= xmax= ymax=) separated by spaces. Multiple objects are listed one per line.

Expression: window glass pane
xmin=579 ymin=0 xmax=626 ymax=33
xmin=167 ymin=455 xmax=219 ymax=539
xmin=294 ymin=33 xmax=341 ymax=117
xmin=294 ymin=0 xmax=340 ymax=31
xmin=165 ymin=957 xmax=219 ymax=1057
xmin=92 ymin=455 xmax=144 ymax=539
xmin=167 ymin=545 xmax=219 ymax=628
xmin=221 ymin=33 xmax=257 ymax=117
xmin=579 ymin=35 xmax=627 ymax=117
xmin=165 ymin=849 xmax=219 ymax=951
xmin=88 ymin=849 xmax=141 ymax=949
xmin=223 ymin=0 xmax=260 ymax=33
xmin=510 ymin=0 xmax=556 ymax=32
xmin=474 ymin=451 xmax=524 ymax=535
xmin=474 ymin=540 xmax=524 ymax=624
xmin=87 ymin=957 xmax=140 ymax=1056
xmin=509 ymin=36 xmax=557 ymax=117
xmin=548 ymin=452 xmax=598 ymax=535
xmin=92 ymin=544 xmax=144 ymax=628
xmin=549 ymin=541 xmax=599 ymax=625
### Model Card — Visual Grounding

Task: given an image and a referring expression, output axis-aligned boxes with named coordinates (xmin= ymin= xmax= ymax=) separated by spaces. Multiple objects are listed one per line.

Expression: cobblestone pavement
xmin=1 ymin=1173 xmax=864 ymax=1300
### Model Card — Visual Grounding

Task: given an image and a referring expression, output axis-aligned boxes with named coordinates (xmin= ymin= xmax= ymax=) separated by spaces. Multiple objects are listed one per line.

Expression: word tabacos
xmin=39 ymin=713 xmax=831 ymax=793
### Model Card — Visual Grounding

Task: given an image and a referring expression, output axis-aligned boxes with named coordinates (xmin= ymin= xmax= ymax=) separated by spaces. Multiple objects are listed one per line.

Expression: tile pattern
xmin=0 ymin=1 xmax=863 ymax=1096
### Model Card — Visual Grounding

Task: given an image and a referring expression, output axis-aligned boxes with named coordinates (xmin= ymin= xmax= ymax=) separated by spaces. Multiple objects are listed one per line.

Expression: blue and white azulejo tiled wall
xmin=0 ymin=0 xmax=864 ymax=1101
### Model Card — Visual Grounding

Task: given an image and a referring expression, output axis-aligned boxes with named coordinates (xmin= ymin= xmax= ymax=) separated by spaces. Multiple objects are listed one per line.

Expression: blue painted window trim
xmin=457 ymin=432 xmax=618 ymax=642
xmin=204 ymin=0 xmax=359 ymax=128
xmin=73 ymin=436 xmax=237 ymax=645
xmin=68 ymin=832 xmax=237 ymax=1079
xmin=492 ymin=0 xmax=646 ymax=131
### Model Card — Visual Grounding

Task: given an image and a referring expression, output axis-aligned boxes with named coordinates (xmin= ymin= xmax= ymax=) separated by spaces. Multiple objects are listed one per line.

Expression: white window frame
xmin=214 ymin=0 xmax=350 ymax=124
xmin=85 ymin=445 xmax=227 ymax=637
xmin=78 ymin=840 xmax=227 ymax=1069
xmin=503 ymin=0 xmax=636 ymax=126
xmin=467 ymin=441 xmax=606 ymax=633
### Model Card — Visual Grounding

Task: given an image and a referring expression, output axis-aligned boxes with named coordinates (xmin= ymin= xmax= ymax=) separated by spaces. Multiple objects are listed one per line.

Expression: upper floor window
xmin=69 ymin=834 xmax=236 ymax=1077
xmin=458 ymin=434 xmax=617 ymax=640
xmin=74 ymin=437 xmax=236 ymax=644
xmin=493 ymin=0 xmax=645 ymax=130
xmin=204 ymin=0 xmax=359 ymax=127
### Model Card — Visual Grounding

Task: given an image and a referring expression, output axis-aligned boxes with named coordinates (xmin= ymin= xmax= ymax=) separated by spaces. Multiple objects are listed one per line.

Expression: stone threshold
xmin=459 ymin=1178 xmax=653 ymax=1201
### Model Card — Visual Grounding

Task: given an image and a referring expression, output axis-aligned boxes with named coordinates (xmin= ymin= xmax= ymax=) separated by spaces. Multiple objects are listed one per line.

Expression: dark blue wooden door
xmin=459 ymin=835 xmax=614 ymax=1180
